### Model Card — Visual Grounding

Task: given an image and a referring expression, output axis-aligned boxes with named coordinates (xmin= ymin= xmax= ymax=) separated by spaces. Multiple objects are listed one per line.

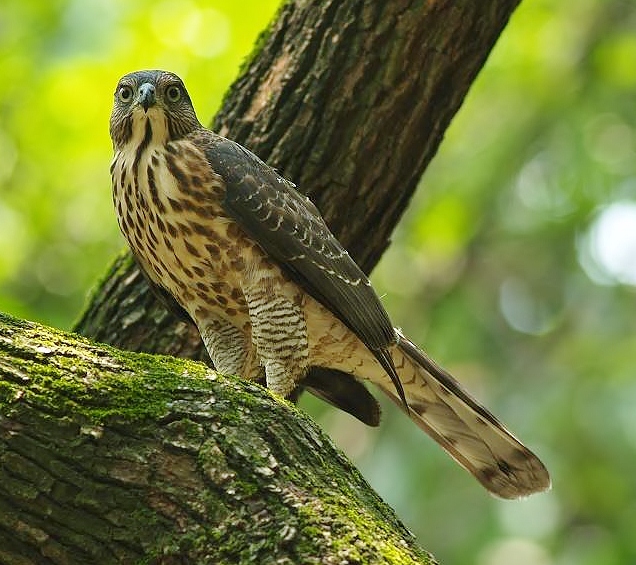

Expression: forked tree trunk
xmin=1 ymin=0 xmax=522 ymax=562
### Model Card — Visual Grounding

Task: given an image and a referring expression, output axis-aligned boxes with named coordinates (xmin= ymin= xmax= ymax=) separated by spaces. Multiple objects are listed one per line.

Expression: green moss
xmin=293 ymin=493 xmax=432 ymax=565
xmin=0 ymin=311 xmax=221 ymax=425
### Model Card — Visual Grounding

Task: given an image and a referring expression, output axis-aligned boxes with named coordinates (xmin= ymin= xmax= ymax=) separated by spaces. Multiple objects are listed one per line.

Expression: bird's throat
xmin=129 ymin=108 xmax=170 ymax=150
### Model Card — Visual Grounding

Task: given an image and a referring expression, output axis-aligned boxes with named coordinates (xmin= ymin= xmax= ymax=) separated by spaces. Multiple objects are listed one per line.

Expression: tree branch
xmin=0 ymin=312 xmax=435 ymax=564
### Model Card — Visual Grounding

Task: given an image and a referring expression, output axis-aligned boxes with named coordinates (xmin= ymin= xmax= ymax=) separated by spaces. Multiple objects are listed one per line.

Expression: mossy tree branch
xmin=0 ymin=313 xmax=435 ymax=564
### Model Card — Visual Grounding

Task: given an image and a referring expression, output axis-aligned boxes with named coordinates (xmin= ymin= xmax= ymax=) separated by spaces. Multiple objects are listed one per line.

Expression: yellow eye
xmin=166 ymin=84 xmax=182 ymax=103
xmin=118 ymin=85 xmax=133 ymax=103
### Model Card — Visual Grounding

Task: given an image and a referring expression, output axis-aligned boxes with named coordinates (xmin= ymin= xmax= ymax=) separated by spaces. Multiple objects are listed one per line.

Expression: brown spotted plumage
xmin=109 ymin=70 xmax=550 ymax=499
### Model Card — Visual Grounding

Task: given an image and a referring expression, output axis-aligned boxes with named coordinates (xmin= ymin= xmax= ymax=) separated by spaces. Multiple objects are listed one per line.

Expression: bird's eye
xmin=118 ymin=85 xmax=133 ymax=103
xmin=166 ymin=85 xmax=182 ymax=103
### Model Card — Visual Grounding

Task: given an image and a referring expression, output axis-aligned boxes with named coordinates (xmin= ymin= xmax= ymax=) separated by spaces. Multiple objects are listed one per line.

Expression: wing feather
xmin=200 ymin=133 xmax=395 ymax=352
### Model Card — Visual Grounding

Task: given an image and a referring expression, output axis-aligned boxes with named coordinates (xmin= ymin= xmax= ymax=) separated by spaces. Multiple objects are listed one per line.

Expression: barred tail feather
xmin=382 ymin=330 xmax=550 ymax=499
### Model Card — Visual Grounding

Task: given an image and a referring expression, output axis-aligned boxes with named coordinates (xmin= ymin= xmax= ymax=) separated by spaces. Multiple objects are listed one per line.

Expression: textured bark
xmin=75 ymin=0 xmax=521 ymax=359
xmin=0 ymin=313 xmax=435 ymax=564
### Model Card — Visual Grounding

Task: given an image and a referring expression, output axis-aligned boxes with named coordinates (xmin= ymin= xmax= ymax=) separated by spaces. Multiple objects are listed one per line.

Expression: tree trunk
xmin=0 ymin=312 xmax=435 ymax=564
xmin=75 ymin=0 xmax=521 ymax=360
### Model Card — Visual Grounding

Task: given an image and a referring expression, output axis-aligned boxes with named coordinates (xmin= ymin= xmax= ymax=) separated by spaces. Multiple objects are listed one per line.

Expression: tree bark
xmin=0 ymin=313 xmax=435 ymax=565
xmin=75 ymin=0 xmax=521 ymax=360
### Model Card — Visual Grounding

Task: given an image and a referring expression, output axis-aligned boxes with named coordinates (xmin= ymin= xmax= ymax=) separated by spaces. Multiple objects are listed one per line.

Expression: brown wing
xmin=196 ymin=131 xmax=407 ymax=407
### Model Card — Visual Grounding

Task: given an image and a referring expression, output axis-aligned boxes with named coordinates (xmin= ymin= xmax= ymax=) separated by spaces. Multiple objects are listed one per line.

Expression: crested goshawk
xmin=109 ymin=70 xmax=550 ymax=498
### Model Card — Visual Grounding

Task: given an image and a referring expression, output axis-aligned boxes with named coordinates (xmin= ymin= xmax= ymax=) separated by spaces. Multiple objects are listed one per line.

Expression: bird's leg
xmin=200 ymin=315 xmax=251 ymax=377
xmin=242 ymin=280 xmax=309 ymax=398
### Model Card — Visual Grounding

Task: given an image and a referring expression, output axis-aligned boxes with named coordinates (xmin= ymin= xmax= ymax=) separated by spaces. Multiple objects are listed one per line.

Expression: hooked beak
xmin=138 ymin=83 xmax=156 ymax=113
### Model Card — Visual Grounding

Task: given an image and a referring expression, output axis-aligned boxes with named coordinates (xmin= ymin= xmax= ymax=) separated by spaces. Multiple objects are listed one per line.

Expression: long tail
xmin=379 ymin=330 xmax=550 ymax=499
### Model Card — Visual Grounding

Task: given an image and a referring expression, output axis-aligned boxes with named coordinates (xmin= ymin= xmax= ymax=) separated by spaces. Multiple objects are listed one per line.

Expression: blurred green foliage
xmin=1 ymin=1 xmax=635 ymax=564
xmin=0 ymin=0 xmax=279 ymax=327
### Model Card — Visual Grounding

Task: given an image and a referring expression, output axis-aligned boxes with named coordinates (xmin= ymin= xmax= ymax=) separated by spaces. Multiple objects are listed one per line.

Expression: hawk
xmin=109 ymin=70 xmax=550 ymax=498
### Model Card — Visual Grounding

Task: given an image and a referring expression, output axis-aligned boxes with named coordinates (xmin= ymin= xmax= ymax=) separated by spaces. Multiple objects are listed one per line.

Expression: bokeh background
xmin=1 ymin=1 xmax=635 ymax=563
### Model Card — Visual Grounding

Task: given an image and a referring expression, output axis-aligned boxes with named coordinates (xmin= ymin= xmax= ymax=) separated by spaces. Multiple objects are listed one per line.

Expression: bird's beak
xmin=138 ymin=83 xmax=156 ymax=113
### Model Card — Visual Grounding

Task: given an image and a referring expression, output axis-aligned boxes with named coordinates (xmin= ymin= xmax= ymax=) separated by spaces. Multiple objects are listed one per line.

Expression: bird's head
xmin=109 ymin=70 xmax=202 ymax=151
